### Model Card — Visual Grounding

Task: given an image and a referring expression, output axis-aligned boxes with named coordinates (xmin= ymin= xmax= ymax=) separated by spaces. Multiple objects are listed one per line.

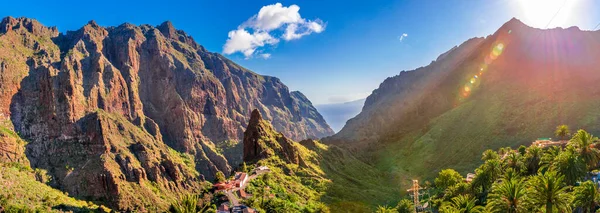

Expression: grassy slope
xmin=0 ymin=164 xmax=110 ymax=212
xmin=0 ymin=125 xmax=110 ymax=212
xmin=243 ymin=142 xmax=329 ymax=212
xmin=319 ymin=145 xmax=399 ymax=212
xmin=243 ymin=139 xmax=399 ymax=213
xmin=374 ymin=78 xmax=600 ymax=191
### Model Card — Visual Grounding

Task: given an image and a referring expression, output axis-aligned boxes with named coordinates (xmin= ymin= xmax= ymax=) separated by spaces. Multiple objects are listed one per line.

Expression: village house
xmin=231 ymin=205 xmax=256 ymax=213
xmin=214 ymin=181 xmax=234 ymax=191
xmin=255 ymin=166 xmax=270 ymax=172
xmin=234 ymin=172 xmax=249 ymax=188
xmin=531 ymin=138 xmax=568 ymax=148
xmin=238 ymin=189 xmax=251 ymax=199
xmin=217 ymin=203 xmax=230 ymax=213
xmin=465 ymin=173 xmax=476 ymax=183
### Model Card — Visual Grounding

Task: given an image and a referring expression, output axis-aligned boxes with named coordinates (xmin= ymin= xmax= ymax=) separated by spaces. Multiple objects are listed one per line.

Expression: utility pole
xmin=406 ymin=179 xmax=421 ymax=211
xmin=411 ymin=180 xmax=420 ymax=207
xmin=406 ymin=179 xmax=431 ymax=212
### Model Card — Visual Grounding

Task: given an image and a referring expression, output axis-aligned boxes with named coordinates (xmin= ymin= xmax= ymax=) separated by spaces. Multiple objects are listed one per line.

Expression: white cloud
xmin=259 ymin=53 xmax=271 ymax=59
xmin=399 ymin=33 xmax=408 ymax=42
xmin=244 ymin=3 xmax=302 ymax=31
xmin=223 ymin=3 xmax=325 ymax=58
xmin=223 ymin=29 xmax=279 ymax=58
xmin=282 ymin=19 xmax=325 ymax=41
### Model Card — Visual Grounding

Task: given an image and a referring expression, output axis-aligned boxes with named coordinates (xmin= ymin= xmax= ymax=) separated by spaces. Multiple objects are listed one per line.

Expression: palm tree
xmin=170 ymin=194 xmax=199 ymax=213
xmin=503 ymin=152 xmax=525 ymax=173
xmin=539 ymin=146 xmax=562 ymax=173
xmin=524 ymin=146 xmax=542 ymax=175
xmin=471 ymin=159 xmax=502 ymax=203
xmin=569 ymin=129 xmax=600 ymax=170
xmin=440 ymin=195 xmax=484 ymax=213
xmin=572 ymin=181 xmax=600 ymax=213
xmin=482 ymin=149 xmax=499 ymax=161
xmin=555 ymin=125 xmax=570 ymax=141
xmin=526 ymin=171 xmax=572 ymax=213
xmin=548 ymin=146 xmax=586 ymax=185
xmin=486 ymin=177 xmax=526 ymax=213
xmin=375 ymin=205 xmax=396 ymax=213
xmin=395 ymin=199 xmax=415 ymax=213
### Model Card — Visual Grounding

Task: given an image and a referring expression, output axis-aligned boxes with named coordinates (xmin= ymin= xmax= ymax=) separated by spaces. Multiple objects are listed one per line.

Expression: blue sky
xmin=1 ymin=0 xmax=599 ymax=104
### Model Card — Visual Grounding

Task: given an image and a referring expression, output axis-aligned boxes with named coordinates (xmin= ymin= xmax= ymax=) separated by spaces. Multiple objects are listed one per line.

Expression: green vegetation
xmin=434 ymin=169 xmax=463 ymax=191
xmin=364 ymin=64 xmax=600 ymax=198
xmin=168 ymin=189 xmax=218 ymax=213
xmin=214 ymin=171 xmax=226 ymax=183
xmin=572 ymin=181 xmax=600 ymax=213
xmin=555 ymin=125 xmax=571 ymax=140
xmin=395 ymin=199 xmax=414 ymax=213
xmin=238 ymin=141 xmax=398 ymax=213
xmin=486 ymin=175 xmax=526 ymax=213
xmin=440 ymin=195 xmax=483 ymax=213
xmin=374 ymin=205 xmax=396 ymax=213
xmin=243 ymin=155 xmax=330 ymax=212
xmin=379 ymin=128 xmax=600 ymax=213
xmin=169 ymin=194 xmax=216 ymax=213
xmin=318 ymin=145 xmax=399 ymax=211
xmin=0 ymin=162 xmax=110 ymax=212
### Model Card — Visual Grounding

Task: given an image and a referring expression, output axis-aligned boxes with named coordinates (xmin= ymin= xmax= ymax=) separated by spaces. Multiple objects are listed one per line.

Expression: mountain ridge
xmin=0 ymin=16 xmax=332 ymax=211
xmin=324 ymin=17 xmax=600 ymax=190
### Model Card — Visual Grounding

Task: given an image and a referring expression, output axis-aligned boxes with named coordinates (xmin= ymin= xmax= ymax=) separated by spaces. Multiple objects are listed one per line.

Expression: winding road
xmin=222 ymin=169 xmax=270 ymax=206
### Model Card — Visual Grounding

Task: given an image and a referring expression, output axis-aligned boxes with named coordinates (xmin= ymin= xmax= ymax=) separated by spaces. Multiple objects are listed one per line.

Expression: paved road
xmin=224 ymin=190 xmax=240 ymax=206
xmin=222 ymin=170 xmax=270 ymax=206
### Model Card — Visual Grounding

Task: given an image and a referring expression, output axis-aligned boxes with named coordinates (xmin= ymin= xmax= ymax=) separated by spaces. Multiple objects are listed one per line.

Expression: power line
xmin=544 ymin=0 xmax=568 ymax=29
xmin=594 ymin=22 xmax=600 ymax=31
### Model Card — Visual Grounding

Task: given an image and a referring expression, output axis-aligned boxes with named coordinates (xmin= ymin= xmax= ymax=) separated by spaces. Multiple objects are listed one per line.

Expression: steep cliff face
xmin=0 ymin=16 xmax=331 ymax=211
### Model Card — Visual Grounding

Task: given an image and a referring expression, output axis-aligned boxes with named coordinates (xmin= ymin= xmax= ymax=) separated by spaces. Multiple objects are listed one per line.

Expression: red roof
xmin=239 ymin=189 xmax=251 ymax=198
xmin=218 ymin=204 xmax=229 ymax=211
xmin=214 ymin=182 xmax=233 ymax=190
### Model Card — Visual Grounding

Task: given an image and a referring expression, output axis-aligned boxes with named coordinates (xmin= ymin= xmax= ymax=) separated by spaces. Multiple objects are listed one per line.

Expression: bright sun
xmin=517 ymin=0 xmax=581 ymax=28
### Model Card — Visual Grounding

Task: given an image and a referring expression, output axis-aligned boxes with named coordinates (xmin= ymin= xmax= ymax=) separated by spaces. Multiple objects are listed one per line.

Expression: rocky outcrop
xmin=243 ymin=109 xmax=306 ymax=166
xmin=0 ymin=16 xmax=331 ymax=211
xmin=0 ymin=126 xmax=28 ymax=164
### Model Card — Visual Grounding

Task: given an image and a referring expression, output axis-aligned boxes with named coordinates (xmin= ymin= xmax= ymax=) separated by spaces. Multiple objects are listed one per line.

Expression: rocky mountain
xmin=243 ymin=109 xmax=307 ymax=166
xmin=326 ymin=18 xmax=600 ymax=185
xmin=0 ymin=16 xmax=332 ymax=211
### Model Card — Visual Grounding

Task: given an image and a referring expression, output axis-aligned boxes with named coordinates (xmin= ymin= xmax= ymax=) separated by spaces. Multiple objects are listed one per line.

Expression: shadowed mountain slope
xmin=326 ymin=18 xmax=600 ymax=189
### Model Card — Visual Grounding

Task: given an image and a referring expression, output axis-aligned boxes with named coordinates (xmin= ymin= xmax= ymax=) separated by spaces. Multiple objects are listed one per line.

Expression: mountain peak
xmin=157 ymin=20 xmax=177 ymax=39
xmin=87 ymin=20 xmax=99 ymax=28
xmin=248 ymin=109 xmax=262 ymax=125
xmin=243 ymin=109 xmax=305 ymax=165
xmin=0 ymin=16 xmax=58 ymax=37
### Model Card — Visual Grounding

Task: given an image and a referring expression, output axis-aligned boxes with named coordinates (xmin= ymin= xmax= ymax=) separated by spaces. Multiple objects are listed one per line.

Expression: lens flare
xmin=456 ymin=41 xmax=506 ymax=105
xmin=496 ymin=43 xmax=504 ymax=50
